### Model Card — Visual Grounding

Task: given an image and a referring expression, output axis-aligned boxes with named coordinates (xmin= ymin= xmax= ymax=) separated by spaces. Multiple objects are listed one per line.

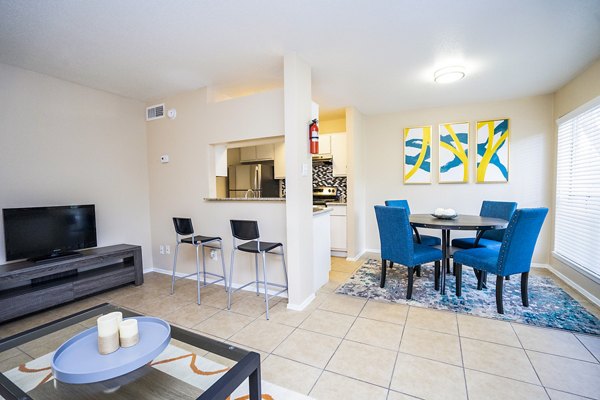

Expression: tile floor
xmin=1 ymin=256 xmax=599 ymax=400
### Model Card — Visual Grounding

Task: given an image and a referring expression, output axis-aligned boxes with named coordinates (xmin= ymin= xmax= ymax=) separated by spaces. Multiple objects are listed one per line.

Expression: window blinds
xmin=554 ymin=97 xmax=600 ymax=280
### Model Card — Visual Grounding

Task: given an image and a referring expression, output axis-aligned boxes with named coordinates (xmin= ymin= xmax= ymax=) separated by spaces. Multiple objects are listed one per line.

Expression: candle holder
xmin=96 ymin=313 xmax=122 ymax=355
xmin=119 ymin=319 xmax=140 ymax=348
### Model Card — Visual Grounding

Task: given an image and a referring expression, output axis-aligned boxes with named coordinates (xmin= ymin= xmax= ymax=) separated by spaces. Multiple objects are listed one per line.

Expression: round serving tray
xmin=52 ymin=316 xmax=171 ymax=384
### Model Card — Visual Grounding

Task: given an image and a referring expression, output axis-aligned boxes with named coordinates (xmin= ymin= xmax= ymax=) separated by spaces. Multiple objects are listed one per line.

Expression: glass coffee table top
xmin=0 ymin=304 xmax=261 ymax=400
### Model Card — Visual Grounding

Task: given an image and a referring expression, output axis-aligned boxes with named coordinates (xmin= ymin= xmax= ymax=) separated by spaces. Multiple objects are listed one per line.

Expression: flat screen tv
xmin=3 ymin=205 xmax=97 ymax=262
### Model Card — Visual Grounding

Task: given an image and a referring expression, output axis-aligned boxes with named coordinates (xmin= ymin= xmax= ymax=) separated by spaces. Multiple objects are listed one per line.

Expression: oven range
xmin=313 ymin=186 xmax=339 ymax=205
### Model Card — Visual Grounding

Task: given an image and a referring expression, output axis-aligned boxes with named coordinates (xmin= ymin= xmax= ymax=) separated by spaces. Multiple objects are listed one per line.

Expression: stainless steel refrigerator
xmin=228 ymin=164 xmax=279 ymax=198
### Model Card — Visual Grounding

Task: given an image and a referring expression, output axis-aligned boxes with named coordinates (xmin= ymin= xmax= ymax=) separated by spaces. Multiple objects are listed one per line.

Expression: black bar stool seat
xmin=237 ymin=241 xmax=282 ymax=253
xmin=181 ymin=235 xmax=222 ymax=245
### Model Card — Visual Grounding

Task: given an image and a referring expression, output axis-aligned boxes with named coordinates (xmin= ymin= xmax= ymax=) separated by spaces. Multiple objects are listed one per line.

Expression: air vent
xmin=146 ymin=104 xmax=165 ymax=121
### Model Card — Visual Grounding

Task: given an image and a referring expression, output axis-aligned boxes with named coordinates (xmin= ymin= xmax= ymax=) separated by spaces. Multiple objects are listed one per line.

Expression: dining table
xmin=409 ymin=214 xmax=509 ymax=295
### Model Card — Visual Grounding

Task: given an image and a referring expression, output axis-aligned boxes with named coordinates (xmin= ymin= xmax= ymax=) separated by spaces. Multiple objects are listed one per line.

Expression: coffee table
xmin=0 ymin=303 xmax=261 ymax=400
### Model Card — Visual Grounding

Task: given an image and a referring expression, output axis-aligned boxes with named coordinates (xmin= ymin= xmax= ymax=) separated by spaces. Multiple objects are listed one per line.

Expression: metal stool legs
xmin=171 ymin=238 xmax=227 ymax=305
xmin=227 ymin=248 xmax=288 ymax=320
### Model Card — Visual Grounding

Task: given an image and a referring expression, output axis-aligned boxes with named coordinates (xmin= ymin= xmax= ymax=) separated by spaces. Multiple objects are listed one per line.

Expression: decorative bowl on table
xmin=432 ymin=208 xmax=458 ymax=220
xmin=51 ymin=316 xmax=171 ymax=384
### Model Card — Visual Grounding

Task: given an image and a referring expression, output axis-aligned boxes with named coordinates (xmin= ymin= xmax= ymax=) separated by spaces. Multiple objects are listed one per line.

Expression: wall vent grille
xmin=146 ymin=104 xmax=165 ymax=121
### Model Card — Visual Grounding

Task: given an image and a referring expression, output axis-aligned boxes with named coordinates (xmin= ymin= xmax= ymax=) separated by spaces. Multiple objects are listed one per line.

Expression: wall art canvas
xmin=404 ymin=126 xmax=432 ymax=184
xmin=439 ymin=122 xmax=469 ymax=183
xmin=476 ymin=119 xmax=509 ymax=183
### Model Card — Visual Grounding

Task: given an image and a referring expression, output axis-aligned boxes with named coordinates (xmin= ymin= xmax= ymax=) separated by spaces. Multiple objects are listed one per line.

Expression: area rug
xmin=336 ymin=259 xmax=600 ymax=335
xmin=3 ymin=343 xmax=311 ymax=399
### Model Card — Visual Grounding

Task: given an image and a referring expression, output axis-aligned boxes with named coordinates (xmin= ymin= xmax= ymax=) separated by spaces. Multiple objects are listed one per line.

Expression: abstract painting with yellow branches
xmin=439 ymin=122 xmax=469 ymax=183
xmin=476 ymin=119 xmax=509 ymax=183
xmin=403 ymin=125 xmax=432 ymax=184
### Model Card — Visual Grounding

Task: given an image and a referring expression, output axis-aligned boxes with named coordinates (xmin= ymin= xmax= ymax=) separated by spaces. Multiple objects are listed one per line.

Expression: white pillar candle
xmin=119 ymin=319 xmax=139 ymax=348
xmin=97 ymin=313 xmax=121 ymax=354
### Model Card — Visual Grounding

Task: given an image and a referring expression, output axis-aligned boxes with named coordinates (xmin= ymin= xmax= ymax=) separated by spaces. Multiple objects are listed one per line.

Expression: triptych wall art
xmin=403 ymin=118 xmax=509 ymax=184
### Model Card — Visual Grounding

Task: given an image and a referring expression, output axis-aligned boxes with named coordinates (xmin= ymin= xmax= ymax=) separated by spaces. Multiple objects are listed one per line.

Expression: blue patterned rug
xmin=336 ymin=259 xmax=600 ymax=335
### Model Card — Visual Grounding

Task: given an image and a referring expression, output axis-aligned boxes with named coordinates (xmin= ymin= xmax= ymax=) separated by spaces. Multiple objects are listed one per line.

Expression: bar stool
xmin=227 ymin=220 xmax=288 ymax=320
xmin=171 ymin=217 xmax=227 ymax=305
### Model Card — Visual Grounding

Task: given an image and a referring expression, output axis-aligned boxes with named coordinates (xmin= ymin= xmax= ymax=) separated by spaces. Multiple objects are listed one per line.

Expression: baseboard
xmin=148 ymin=267 xmax=288 ymax=298
xmin=545 ymin=264 xmax=600 ymax=308
xmin=346 ymin=249 xmax=366 ymax=262
xmin=287 ymin=293 xmax=315 ymax=311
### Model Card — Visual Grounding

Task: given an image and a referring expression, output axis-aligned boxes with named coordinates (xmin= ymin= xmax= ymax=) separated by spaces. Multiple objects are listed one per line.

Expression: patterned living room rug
xmin=336 ymin=259 xmax=600 ymax=335
xmin=3 ymin=343 xmax=310 ymax=399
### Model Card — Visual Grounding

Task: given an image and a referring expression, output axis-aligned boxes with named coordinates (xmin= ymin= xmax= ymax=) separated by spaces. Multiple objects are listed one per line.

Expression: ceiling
xmin=1 ymin=0 xmax=599 ymax=115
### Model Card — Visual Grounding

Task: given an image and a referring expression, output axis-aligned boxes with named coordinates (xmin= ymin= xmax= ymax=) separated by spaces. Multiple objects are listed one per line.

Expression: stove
xmin=313 ymin=186 xmax=339 ymax=205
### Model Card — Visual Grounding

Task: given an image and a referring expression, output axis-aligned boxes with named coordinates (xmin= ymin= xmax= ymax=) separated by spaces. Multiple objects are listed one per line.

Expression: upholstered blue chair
xmin=385 ymin=200 xmax=441 ymax=247
xmin=453 ymin=208 xmax=548 ymax=313
xmin=452 ymin=201 xmax=517 ymax=250
xmin=375 ymin=205 xmax=443 ymax=298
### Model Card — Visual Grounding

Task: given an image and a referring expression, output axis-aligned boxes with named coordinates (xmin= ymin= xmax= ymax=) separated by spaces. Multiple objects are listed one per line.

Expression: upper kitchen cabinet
xmin=240 ymin=144 xmax=274 ymax=162
xmin=274 ymin=141 xmax=286 ymax=179
xmin=330 ymin=133 xmax=347 ymax=177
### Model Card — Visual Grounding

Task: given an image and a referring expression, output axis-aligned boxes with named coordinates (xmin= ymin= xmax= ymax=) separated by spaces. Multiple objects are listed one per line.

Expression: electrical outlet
xmin=165 ymin=245 xmax=171 ymax=254
xmin=210 ymin=249 xmax=217 ymax=260
xmin=159 ymin=245 xmax=165 ymax=255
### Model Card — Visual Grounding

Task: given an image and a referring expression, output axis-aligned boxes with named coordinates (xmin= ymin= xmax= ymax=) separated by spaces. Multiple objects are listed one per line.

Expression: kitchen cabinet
xmin=330 ymin=133 xmax=347 ymax=177
xmin=329 ymin=204 xmax=347 ymax=255
xmin=240 ymin=144 xmax=274 ymax=162
xmin=318 ymin=135 xmax=331 ymax=154
xmin=274 ymin=141 xmax=285 ymax=179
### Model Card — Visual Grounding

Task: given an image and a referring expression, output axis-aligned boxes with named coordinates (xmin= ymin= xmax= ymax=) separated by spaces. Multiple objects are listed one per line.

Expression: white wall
xmin=146 ymin=88 xmax=288 ymax=289
xmin=283 ymin=53 xmax=314 ymax=308
xmin=363 ymin=95 xmax=554 ymax=263
xmin=0 ymin=63 xmax=152 ymax=266
xmin=550 ymin=58 xmax=600 ymax=300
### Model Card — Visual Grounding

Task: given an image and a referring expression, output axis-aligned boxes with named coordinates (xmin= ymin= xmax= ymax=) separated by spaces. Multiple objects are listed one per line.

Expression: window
xmin=554 ymin=96 xmax=600 ymax=281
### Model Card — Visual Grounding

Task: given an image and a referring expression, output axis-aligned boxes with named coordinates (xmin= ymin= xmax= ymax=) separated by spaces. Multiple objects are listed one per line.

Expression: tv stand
xmin=30 ymin=251 xmax=82 ymax=264
xmin=0 ymin=244 xmax=143 ymax=323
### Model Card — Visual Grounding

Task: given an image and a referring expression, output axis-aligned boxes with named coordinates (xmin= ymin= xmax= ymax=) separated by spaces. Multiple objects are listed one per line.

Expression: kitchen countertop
xmin=313 ymin=206 xmax=333 ymax=216
xmin=326 ymin=202 xmax=347 ymax=206
xmin=204 ymin=197 xmax=285 ymax=202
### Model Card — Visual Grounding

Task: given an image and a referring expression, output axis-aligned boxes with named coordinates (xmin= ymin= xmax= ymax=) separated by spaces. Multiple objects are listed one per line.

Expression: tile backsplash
xmin=279 ymin=163 xmax=347 ymax=201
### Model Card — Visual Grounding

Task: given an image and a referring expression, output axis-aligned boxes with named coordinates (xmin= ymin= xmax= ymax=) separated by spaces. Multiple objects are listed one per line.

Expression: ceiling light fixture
xmin=434 ymin=66 xmax=466 ymax=84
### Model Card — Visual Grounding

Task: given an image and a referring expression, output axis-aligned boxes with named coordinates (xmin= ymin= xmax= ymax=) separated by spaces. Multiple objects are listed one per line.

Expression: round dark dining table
xmin=409 ymin=214 xmax=509 ymax=295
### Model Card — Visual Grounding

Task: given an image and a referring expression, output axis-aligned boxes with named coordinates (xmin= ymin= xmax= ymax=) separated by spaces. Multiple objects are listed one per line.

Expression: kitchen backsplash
xmin=279 ymin=163 xmax=347 ymax=201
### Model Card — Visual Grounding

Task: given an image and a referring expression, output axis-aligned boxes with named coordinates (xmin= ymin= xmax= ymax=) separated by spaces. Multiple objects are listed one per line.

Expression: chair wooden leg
xmin=407 ymin=267 xmax=414 ymax=299
xmin=380 ymin=260 xmax=387 ymax=288
xmin=416 ymin=265 xmax=421 ymax=277
xmin=389 ymin=262 xmax=394 ymax=268
xmin=434 ymin=261 xmax=440 ymax=291
xmin=455 ymin=263 xmax=462 ymax=297
xmin=506 ymin=275 xmax=510 ymax=280
xmin=476 ymin=270 xmax=484 ymax=290
xmin=496 ymin=275 xmax=504 ymax=314
xmin=521 ymin=272 xmax=529 ymax=307
xmin=483 ymin=271 xmax=488 ymax=289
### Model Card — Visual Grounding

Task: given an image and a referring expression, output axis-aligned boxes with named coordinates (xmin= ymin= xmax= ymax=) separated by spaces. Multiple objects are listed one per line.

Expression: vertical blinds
xmin=555 ymin=97 xmax=600 ymax=280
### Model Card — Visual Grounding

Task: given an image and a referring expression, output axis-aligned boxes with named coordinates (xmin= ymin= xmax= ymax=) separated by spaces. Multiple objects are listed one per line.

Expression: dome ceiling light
xmin=434 ymin=66 xmax=466 ymax=84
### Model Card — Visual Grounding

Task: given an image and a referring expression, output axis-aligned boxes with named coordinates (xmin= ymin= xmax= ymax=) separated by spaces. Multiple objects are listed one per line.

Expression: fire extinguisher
xmin=309 ymin=119 xmax=319 ymax=154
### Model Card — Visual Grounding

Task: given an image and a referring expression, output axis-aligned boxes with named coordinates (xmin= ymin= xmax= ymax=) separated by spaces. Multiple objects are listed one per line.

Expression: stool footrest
xmin=229 ymin=280 xmax=287 ymax=295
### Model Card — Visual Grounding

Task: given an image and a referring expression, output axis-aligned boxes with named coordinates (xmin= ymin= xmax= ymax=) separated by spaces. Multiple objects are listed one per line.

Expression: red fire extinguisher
xmin=309 ymin=119 xmax=319 ymax=154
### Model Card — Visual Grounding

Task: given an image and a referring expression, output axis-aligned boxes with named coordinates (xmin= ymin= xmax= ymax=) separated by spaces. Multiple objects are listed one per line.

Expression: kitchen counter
xmin=313 ymin=206 xmax=333 ymax=215
xmin=204 ymin=197 xmax=285 ymax=202
xmin=326 ymin=202 xmax=347 ymax=206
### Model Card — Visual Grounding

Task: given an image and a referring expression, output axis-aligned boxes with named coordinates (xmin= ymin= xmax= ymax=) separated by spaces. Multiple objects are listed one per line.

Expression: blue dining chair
xmin=385 ymin=200 xmax=441 ymax=247
xmin=375 ymin=205 xmax=443 ymax=298
xmin=452 ymin=200 xmax=517 ymax=250
xmin=452 ymin=208 xmax=548 ymax=313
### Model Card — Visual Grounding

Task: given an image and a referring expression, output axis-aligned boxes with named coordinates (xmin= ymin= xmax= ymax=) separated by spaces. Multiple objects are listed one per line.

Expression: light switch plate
xmin=301 ymin=163 xmax=309 ymax=176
